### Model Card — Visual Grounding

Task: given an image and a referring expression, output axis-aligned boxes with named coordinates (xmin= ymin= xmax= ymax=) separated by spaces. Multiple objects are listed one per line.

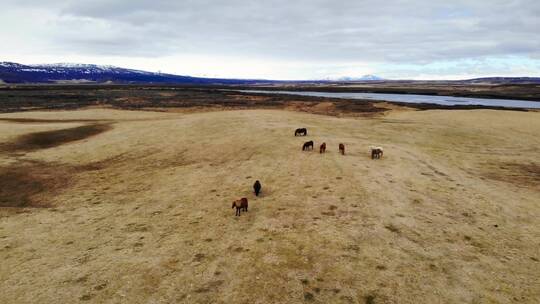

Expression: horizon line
xmin=2 ymin=60 xmax=540 ymax=82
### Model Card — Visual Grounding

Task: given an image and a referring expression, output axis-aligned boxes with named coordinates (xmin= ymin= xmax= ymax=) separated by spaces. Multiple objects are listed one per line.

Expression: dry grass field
xmin=0 ymin=107 xmax=539 ymax=303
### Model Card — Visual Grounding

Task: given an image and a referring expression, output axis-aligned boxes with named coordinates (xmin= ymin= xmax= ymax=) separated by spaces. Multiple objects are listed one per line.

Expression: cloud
xmin=1 ymin=0 xmax=539 ymax=79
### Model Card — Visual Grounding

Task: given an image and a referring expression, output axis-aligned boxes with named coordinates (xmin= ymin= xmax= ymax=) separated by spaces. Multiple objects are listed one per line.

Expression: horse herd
xmin=232 ymin=128 xmax=384 ymax=216
xmin=297 ymin=128 xmax=383 ymax=158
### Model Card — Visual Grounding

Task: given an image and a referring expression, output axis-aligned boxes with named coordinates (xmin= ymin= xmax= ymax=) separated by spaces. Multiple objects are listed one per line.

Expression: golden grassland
xmin=0 ymin=107 xmax=539 ymax=303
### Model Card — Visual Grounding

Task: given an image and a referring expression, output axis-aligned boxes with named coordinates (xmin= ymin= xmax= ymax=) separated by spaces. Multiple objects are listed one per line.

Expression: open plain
xmin=0 ymin=106 xmax=539 ymax=303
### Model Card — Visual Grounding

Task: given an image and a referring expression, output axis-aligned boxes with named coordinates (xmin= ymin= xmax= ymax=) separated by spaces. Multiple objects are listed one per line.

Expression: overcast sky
xmin=1 ymin=0 xmax=539 ymax=80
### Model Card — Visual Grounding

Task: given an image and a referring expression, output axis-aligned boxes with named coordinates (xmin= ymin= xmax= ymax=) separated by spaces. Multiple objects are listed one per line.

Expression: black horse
xmin=302 ymin=140 xmax=314 ymax=151
xmin=295 ymin=128 xmax=307 ymax=136
xmin=371 ymin=147 xmax=383 ymax=159
xmin=253 ymin=180 xmax=262 ymax=196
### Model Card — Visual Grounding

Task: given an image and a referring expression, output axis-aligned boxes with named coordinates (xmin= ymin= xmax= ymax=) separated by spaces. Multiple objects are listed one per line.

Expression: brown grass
xmin=0 ymin=108 xmax=539 ymax=303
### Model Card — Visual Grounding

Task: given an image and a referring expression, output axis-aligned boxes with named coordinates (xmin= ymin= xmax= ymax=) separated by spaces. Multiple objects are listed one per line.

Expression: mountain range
xmin=0 ymin=62 xmax=261 ymax=85
xmin=1 ymin=62 xmax=539 ymax=84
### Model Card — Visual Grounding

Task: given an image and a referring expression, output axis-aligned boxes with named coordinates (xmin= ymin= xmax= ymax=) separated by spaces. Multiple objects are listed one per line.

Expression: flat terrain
xmin=0 ymin=85 xmax=388 ymax=114
xmin=0 ymin=107 xmax=539 ymax=303
xmin=250 ymin=81 xmax=540 ymax=101
xmin=1 ymin=84 xmax=538 ymax=115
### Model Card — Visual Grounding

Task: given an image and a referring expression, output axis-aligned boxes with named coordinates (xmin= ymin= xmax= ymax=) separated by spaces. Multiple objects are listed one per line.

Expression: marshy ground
xmin=0 ymin=107 xmax=539 ymax=303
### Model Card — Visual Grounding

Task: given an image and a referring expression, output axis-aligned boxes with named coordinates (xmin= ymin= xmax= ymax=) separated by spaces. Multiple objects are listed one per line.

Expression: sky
xmin=1 ymin=0 xmax=540 ymax=80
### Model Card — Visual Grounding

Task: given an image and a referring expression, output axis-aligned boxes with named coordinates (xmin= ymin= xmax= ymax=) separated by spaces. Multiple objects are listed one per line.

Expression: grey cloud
xmin=1 ymin=0 xmax=540 ymax=76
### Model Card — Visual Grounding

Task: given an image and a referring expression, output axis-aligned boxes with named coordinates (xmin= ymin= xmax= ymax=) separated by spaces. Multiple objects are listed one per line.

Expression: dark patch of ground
xmin=0 ymin=85 xmax=386 ymax=115
xmin=484 ymin=162 xmax=540 ymax=187
xmin=0 ymin=118 xmax=110 ymax=123
xmin=0 ymin=160 xmax=72 ymax=208
xmin=2 ymin=84 xmax=535 ymax=115
xmin=0 ymin=123 xmax=112 ymax=152
xmin=0 ymin=122 xmax=115 ymax=208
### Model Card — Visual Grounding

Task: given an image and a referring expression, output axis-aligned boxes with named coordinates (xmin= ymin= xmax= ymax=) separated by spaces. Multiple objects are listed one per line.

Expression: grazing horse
xmin=232 ymin=198 xmax=248 ymax=216
xmin=320 ymin=142 xmax=326 ymax=153
xmin=295 ymin=128 xmax=307 ymax=136
xmin=302 ymin=141 xmax=314 ymax=151
xmin=253 ymin=180 xmax=261 ymax=196
xmin=339 ymin=143 xmax=345 ymax=155
xmin=371 ymin=147 xmax=383 ymax=159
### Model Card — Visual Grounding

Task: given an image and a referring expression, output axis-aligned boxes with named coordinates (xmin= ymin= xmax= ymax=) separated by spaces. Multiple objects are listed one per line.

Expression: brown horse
xmin=371 ymin=147 xmax=383 ymax=159
xmin=339 ymin=143 xmax=345 ymax=155
xmin=232 ymin=198 xmax=248 ymax=216
xmin=320 ymin=142 xmax=326 ymax=153
xmin=302 ymin=141 xmax=314 ymax=151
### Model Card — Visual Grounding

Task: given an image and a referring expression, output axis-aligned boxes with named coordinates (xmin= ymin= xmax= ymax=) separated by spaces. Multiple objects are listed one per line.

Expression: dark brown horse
xmin=320 ymin=142 xmax=326 ymax=153
xmin=371 ymin=147 xmax=383 ymax=159
xmin=253 ymin=180 xmax=261 ymax=196
xmin=302 ymin=141 xmax=314 ymax=151
xmin=232 ymin=198 xmax=248 ymax=216
xmin=339 ymin=143 xmax=345 ymax=155
xmin=295 ymin=128 xmax=307 ymax=136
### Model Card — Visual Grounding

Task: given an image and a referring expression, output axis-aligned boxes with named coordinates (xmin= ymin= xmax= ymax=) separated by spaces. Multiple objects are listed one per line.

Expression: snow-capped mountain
xmin=0 ymin=62 xmax=257 ymax=84
xmin=328 ymin=74 xmax=385 ymax=82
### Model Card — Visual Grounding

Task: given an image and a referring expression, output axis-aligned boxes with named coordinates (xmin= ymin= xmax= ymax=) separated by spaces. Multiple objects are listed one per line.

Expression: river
xmin=237 ymin=90 xmax=540 ymax=109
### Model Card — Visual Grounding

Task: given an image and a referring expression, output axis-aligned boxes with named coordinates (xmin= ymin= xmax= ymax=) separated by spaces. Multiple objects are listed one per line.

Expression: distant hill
xmin=0 ymin=62 xmax=263 ymax=84
xmin=462 ymin=77 xmax=540 ymax=84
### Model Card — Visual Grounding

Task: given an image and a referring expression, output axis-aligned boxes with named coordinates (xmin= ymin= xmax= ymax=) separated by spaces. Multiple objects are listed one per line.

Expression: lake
xmin=238 ymin=90 xmax=540 ymax=109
